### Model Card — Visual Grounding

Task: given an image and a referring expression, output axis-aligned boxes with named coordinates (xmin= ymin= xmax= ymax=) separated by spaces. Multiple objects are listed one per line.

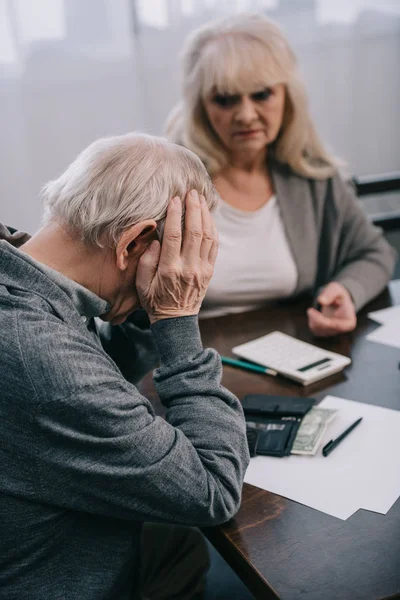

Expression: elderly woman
xmin=167 ymin=13 xmax=396 ymax=336
xmin=0 ymin=133 xmax=249 ymax=600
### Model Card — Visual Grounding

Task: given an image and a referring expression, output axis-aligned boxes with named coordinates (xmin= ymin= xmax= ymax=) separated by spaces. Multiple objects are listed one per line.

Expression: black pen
xmin=322 ymin=417 xmax=363 ymax=457
xmin=312 ymin=299 xmax=322 ymax=312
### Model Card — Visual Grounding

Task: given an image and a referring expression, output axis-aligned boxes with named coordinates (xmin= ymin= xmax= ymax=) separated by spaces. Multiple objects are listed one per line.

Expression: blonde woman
xmin=167 ymin=13 xmax=395 ymax=336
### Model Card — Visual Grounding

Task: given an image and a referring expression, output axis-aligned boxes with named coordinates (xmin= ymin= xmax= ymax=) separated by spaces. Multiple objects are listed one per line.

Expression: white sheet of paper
xmin=245 ymin=455 xmax=360 ymax=520
xmin=244 ymin=396 xmax=400 ymax=520
xmin=366 ymin=322 xmax=400 ymax=349
xmin=320 ymin=396 xmax=400 ymax=515
xmin=368 ymin=305 xmax=400 ymax=324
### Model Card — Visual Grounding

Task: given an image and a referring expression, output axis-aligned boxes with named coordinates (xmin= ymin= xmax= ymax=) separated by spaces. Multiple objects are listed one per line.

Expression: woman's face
xmin=203 ymin=84 xmax=286 ymax=157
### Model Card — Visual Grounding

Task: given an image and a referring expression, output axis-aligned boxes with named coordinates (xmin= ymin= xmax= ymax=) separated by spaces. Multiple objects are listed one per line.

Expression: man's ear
xmin=116 ymin=220 xmax=157 ymax=271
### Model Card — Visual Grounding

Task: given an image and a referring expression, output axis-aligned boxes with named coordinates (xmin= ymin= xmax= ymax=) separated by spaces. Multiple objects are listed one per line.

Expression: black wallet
xmin=243 ymin=395 xmax=316 ymax=458
xmin=246 ymin=427 xmax=259 ymax=457
xmin=242 ymin=395 xmax=316 ymax=418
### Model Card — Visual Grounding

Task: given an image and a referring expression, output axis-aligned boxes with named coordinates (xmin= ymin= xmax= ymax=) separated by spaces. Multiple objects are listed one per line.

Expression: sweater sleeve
xmin=96 ymin=309 xmax=159 ymax=384
xmin=328 ymin=174 xmax=396 ymax=311
xmin=28 ymin=314 xmax=249 ymax=527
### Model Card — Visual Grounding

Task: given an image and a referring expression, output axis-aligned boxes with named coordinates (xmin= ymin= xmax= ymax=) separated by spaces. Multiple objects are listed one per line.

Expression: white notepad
xmin=233 ymin=331 xmax=351 ymax=385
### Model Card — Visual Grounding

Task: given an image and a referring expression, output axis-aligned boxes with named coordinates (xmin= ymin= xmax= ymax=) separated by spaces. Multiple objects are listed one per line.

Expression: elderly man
xmin=0 ymin=133 xmax=249 ymax=600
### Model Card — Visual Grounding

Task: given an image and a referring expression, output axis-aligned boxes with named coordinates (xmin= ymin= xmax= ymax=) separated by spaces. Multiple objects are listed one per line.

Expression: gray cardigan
xmin=0 ymin=241 xmax=249 ymax=600
xmin=269 ymin=162 xmax=396 ymax=310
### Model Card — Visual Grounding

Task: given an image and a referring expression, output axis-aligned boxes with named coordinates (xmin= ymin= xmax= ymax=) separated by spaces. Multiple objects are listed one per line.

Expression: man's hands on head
xmin=307 ymin=282 xmax=357 ymax=337
xmin=136 ymin=190 xmax=218 ymax=323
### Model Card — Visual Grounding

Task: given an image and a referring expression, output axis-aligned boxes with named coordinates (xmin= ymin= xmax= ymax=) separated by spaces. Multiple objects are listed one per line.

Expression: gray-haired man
xmin=0 ymin=133 xmax=249 ymax=599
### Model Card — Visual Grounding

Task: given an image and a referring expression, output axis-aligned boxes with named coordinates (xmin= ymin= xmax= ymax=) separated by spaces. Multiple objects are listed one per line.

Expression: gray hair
xmin=166 ymin=13 xmax=338 ymax=179
xmin=42 ymin=132 xmax=219 ymax=247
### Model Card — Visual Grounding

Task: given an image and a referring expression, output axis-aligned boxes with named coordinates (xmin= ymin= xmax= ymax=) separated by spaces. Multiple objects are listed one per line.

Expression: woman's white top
xmin=200 ymin=195 xmax=298 ymax=318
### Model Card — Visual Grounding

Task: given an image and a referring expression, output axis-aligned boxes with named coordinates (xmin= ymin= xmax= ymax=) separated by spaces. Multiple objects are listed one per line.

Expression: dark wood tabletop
xmin=139 ymin=282 xmax=400 ymax=600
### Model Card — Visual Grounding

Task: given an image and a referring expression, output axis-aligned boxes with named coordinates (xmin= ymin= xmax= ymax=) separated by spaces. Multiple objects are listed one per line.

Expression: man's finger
xmin=159 ymin=197 xmax=182 ymax=267
xmin=208 ymin=218 xmax=219 ymax=265
xmin=136 ymin=240 xmax=161 ymax=293
xmin=181 ymin=190 xmax=203 ymax=263
xmin=199 ymin=195 xmax=216 ymax=262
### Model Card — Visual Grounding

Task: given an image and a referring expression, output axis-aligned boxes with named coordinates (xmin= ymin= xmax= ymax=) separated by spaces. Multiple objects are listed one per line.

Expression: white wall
xmin=1 ymin=0 xmax=399 ymax=234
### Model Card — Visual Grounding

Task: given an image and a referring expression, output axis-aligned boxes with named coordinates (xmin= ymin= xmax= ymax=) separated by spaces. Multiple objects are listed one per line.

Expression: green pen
xmin=221 ymin=356 xmax=277 ymax=377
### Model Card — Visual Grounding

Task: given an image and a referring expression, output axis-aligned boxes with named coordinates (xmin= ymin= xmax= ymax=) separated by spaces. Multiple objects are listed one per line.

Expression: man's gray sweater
xmin=0 ymin=240 xmax=249 ymax=600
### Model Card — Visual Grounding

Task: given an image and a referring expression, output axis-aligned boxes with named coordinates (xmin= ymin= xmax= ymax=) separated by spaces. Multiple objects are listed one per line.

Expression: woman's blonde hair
xmin=42 ymin=133 xmax=219 ymax=247
xmin=166 ymin=13 xmax=337 ymax=179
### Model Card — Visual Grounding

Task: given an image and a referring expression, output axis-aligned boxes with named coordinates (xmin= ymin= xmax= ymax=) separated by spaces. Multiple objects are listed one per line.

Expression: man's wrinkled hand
xmin=136 ymin=190 xmax=218 ymax=323
xmin=307 ymin=282 xmax=357 ymax=337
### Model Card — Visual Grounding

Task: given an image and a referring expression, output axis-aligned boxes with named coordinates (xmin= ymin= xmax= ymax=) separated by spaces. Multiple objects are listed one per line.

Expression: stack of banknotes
xmin=291 ymin=407 xmax=337 ymax=455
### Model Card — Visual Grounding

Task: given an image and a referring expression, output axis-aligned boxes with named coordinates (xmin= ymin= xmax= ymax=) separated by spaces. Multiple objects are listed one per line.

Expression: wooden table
xmin=140 ymin=282 xmax=400 ymax=600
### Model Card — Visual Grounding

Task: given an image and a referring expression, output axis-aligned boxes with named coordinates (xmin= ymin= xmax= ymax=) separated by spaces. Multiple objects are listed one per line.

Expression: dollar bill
xmin=291 ymin=407 xmax=337 ymax=456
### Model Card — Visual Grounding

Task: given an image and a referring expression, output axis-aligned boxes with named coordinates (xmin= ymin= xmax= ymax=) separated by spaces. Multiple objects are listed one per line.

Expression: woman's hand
xmin=307 ymin=282 xmax=357 ymax=337
xmin=136 ymin=190 xmax=218 ymax=323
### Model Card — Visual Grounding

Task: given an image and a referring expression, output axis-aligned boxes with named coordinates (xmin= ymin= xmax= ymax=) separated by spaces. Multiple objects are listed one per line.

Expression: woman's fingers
xmin=307 ymin=309 xmax=335 ymax=336
xmin=307 ymin=308 xmax=356 ymax=337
